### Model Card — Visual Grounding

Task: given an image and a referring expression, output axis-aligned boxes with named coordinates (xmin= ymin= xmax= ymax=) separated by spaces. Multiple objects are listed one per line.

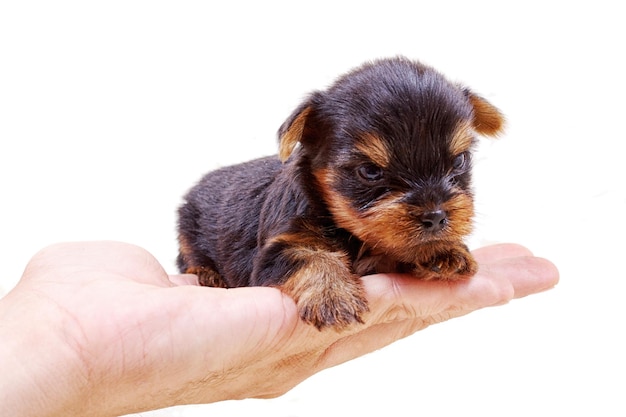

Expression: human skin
xmin=0 ymin=241 xmax=558 ymax=417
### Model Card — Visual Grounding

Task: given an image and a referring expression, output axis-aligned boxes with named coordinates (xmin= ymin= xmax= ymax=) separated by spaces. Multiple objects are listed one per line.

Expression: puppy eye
xmin=452 ymin=153 xmax=468 ymax=171
xmin=356 ymin=164 xmax=384 ymax=183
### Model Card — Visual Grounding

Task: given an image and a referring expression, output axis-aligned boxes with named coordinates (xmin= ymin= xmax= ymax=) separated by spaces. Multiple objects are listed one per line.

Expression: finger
xmin=361 ymin=254 xmax=558 ymax=326
xmin=479 ymin=255 xmax=559 ymax=300
xmin=317 ymin=318 xmax=428 ymax=369
xmin=471 ymin=243 xmax=533 ymax=263
xmin=312 ymin=255 xmax=559 ymax=374
xmin=361 ymin=273 xmax=457 ymax=323
xmin=444 ymin=255 xmax=559 ymax=313
xmin=326 ymin=255 xmax=560 ymax=368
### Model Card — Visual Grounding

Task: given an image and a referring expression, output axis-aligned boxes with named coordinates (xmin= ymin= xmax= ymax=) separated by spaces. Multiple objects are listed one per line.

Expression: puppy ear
xmin=277 ymin=102 xmax=313 ymax=162
xmin=464 ymin=89 xmax=505 ymax=137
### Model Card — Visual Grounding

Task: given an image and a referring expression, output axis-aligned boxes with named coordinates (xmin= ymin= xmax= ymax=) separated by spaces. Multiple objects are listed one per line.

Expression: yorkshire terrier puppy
xmin=177 ymin=56 xmax=504 ymax=330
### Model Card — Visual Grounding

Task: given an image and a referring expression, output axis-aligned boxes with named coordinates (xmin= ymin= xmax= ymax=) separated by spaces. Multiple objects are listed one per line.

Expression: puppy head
xmin=278 ymin=57 xmax=504 ymax=263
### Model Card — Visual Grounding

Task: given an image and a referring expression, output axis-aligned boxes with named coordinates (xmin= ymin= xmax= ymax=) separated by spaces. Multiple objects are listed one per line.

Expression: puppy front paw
xmin=296 ymin=283 xmax=369 ymax=331
xmin=416 ymin=244 xmax=477 ymax=281
xmin=280 ymin=254 xmax=369 ymax=330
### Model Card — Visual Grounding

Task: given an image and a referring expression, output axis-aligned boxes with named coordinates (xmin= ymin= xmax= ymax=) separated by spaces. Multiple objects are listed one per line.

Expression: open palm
xmin=0 ymin=241 xmax=558 ymax=417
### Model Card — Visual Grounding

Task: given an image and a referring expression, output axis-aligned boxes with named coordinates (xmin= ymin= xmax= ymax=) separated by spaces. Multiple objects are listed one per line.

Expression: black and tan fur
xmin=177 ymin=57 xmax=504 ymax=330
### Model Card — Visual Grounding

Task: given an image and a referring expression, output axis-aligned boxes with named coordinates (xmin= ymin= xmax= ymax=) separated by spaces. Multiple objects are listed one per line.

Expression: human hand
xmin=0 ymin=241 xmax=558 ymax=417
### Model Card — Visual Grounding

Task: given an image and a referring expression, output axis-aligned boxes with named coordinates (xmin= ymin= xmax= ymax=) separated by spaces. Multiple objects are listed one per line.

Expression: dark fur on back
xmin=180 ymin=155 xmax=317 ymax=285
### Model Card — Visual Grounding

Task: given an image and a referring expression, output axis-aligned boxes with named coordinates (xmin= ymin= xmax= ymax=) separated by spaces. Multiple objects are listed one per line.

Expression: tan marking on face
xmin=355 ymin=133 xmax=390 ymax=168
xmin=313 ymin=168 xmax=475 ymax=265
xmin=449 ymin=120 xmax=475 ymax=155
xmin=314 ymin=168 xmax=418 ymax=259
xmin=439 ymin=192 xmax=475 ymax=239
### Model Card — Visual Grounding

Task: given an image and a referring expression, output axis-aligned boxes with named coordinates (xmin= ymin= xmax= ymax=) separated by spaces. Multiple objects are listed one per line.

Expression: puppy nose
xmin=419 ymin=209 xmax=447 ymax=232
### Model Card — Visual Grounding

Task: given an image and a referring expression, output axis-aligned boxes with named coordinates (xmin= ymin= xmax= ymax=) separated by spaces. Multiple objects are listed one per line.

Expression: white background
xmin=1 ymin=1 xmax=624 ymax=416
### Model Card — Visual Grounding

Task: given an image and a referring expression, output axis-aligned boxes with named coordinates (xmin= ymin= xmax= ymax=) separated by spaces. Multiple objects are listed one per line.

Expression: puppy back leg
xmin=186 ymin=265 xmax=228 ymax=288
xmin=177 ymin=233 xmax=228 ymax=288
